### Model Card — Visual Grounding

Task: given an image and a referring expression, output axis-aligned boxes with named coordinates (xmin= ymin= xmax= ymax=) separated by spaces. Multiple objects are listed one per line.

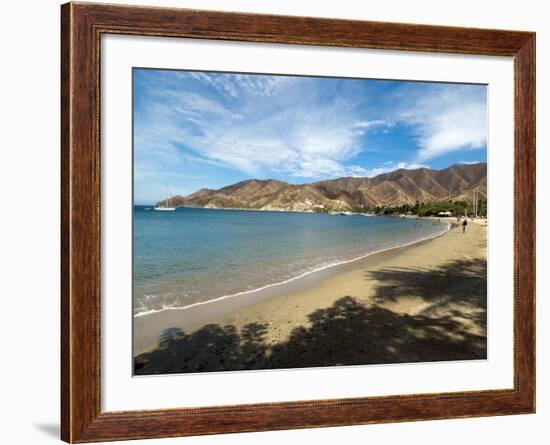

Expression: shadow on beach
xmin=134 ymin=258 xmax=487 ymax=375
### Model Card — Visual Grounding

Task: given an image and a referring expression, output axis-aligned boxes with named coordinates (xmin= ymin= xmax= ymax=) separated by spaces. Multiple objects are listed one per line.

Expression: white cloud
xmin=188 ymin=114 xmax=363 ymax=179
xmin=398 ymin=86 xmax=487 ymax=161
xmin=457 ymin=160 xmax=484 ymax=165
xmin=291 ymin=157 xmax=348 ymax=179
xmin=156 ymin=90 xmax=239 ymax=117
xmin=354 ymin=119 xmax=394 ymax=129
xmin=187 ymin=72 xmax=239 ymax=98
xmin=349 ymin=119 xmax=396 ymax=140
xmin=136 ymin=77 xmax=370 ymax=180
xmin=294 ymin=159 xmax=428 ymax=179
xmin=232 ymin=74 xmax=295 ymax=96
xmin=186 ymin=72 xmax=295 ymax=98
xmin=361 ymin=161 xmax=428 ymax=178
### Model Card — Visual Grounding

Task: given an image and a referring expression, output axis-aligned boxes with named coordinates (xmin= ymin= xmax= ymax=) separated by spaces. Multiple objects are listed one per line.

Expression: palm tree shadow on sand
xmin=134 ymin=258 xmax=487 ymax=375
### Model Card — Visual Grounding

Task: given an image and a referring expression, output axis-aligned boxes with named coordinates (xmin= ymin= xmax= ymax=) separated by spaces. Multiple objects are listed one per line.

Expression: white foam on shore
xmin=134 ymin=222 xmax=451 ymax=318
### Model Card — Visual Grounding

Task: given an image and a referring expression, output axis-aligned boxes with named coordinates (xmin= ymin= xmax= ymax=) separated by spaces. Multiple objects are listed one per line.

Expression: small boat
xmin=154 ymin=190 xmax=176 ymax=211
xmin=329 ymin=210 xmax=354 ymax=216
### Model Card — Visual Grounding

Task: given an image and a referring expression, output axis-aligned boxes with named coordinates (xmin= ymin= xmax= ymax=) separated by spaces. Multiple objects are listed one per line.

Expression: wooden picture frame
xmin=61 ymin=2 xmax=535 ymax=442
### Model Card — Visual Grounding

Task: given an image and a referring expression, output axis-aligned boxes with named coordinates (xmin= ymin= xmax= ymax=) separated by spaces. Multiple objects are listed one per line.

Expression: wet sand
xmin=134 ymin=220 xmax=487 ymax=374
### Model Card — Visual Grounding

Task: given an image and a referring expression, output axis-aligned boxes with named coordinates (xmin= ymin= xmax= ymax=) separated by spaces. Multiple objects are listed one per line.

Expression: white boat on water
xmin=154 ymin=191 xmax=176 ymax=211
xmin=328 ymin=210 xmax=354 ymax=216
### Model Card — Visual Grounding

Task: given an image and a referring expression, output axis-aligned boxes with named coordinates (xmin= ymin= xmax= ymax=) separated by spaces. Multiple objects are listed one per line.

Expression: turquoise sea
xmin=133 ymin=207 xmax=448 ymax=316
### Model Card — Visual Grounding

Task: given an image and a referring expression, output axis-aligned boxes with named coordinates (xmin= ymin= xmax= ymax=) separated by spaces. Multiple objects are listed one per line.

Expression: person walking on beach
xmin=462 ymin=219 xmax=468 ymax=233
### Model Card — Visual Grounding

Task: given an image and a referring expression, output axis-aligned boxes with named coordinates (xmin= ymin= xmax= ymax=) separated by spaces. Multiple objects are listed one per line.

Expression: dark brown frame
xmin=61 ymin=2 xmax=536 ymax=442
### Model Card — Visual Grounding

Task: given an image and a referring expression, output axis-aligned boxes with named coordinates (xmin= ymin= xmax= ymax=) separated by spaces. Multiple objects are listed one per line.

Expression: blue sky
xmin=133 ymin=69 xmax=487 ymax=204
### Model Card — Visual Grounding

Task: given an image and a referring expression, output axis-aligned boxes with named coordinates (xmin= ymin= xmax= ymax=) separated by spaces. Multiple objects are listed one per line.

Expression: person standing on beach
xmin=462 ymin=219 xmax=468 ymax=233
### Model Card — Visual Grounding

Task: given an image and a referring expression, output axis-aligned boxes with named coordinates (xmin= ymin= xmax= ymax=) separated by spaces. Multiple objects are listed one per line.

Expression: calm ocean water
xmin=133 ymin=207 xmax=448 ymax=316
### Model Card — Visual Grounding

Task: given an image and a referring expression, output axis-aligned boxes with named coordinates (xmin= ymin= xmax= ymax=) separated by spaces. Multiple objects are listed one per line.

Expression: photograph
xmin=132 ymin=69 xmax=488 ymax=375
xmin=50 ymin=1 xmax=539 ymax=442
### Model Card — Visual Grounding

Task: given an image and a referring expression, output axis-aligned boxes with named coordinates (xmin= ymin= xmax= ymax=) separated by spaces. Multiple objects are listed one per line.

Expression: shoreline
xmin=133 ymin=220 xmax=462 ymax=356
xmin=134 ymin=220 xmax=450 ymax=318
xmin=143 ymin=204 xmax=401 ymax=216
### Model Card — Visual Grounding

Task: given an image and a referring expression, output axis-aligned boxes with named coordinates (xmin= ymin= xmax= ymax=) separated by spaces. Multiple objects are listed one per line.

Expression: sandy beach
xmin=134 ymin=219 xmax=487 ymax=375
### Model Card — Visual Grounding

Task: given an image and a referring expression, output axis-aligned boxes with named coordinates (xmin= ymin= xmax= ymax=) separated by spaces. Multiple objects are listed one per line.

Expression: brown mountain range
xmin=159 ymin=163 xmax=487 ymax=212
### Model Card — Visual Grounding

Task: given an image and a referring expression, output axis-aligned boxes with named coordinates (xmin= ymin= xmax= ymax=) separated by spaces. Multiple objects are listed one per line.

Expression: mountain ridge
xmin=159 ymin=163 xmax=487 ymax=212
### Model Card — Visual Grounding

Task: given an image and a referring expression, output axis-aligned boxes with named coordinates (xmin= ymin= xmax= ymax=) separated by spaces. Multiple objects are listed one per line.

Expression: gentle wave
xmin=134 ymin=221 xmax=450 ymax=318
